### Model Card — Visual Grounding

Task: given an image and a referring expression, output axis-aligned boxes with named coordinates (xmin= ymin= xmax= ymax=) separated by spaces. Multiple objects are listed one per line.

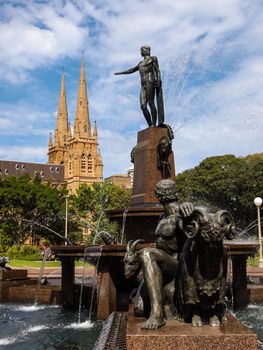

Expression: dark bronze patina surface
xmin=115 ymin=45 xmax=164 ymax=127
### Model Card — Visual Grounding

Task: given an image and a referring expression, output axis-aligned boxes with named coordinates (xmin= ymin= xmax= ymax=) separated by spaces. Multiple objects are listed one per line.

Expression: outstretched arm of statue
xmin=115 ymin=64 xmax=139 ymax=75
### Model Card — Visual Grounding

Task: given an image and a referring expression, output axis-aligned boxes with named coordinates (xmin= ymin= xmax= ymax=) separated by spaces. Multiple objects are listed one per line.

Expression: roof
xmin=0 ymin=160 xmax=64 ymax=182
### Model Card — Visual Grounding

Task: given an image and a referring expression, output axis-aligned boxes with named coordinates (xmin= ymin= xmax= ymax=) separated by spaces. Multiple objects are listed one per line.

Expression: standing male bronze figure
xmin=115 ymin=45 xmax=165 ymax=127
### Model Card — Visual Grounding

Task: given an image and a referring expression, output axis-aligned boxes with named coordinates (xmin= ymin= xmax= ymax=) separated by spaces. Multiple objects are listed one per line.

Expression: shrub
xmin=7 ymin=245 xmax=42 ymax=261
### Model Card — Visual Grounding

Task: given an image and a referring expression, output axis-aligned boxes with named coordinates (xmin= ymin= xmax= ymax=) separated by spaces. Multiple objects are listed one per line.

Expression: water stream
xmin=22 ymin=219 xmax=72 ymax=244
xmin=88 ymin=246 xmax=102 ymax=321
xmin=78 ymin=247 xmax=89 ymax=323
xmin=34 ymin=247 xmax=51 ymax=307
xmin=121 ymin=208 xmax=128 ymax=244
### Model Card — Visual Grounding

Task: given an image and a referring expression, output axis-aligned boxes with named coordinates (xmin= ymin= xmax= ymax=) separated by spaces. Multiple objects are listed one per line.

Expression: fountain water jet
xmin=34 ymin=247 xmax=51 ymax=307
xmin=23 ymin=219 xmax=72 ymax=245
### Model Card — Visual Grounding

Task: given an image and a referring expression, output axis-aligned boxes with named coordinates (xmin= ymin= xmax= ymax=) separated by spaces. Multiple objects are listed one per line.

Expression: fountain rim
xmin=50 ymin=240 xmax=258 ymax=258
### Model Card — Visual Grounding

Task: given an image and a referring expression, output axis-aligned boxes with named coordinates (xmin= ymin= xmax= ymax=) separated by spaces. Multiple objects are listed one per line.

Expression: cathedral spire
xmin=48 ymin=132 xmax=53 ymax=148
xmin=93 ymin=120 xmax=98 ymax=139
xmin=73 ymin=57 xmax=91 ymax=139
xmin=55 ymin=71 xmax=70 ymax=146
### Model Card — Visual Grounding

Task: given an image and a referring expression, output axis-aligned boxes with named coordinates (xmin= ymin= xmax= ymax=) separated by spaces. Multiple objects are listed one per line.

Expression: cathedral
xmin=48 ymin=58 xmax=103 ymax=193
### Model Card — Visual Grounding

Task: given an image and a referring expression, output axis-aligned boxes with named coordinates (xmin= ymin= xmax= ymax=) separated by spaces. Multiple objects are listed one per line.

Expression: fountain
xmin=0 ymin=45 xmax=258 ymax=348
xmin=50 ymin=45 xmax=262 ymax=349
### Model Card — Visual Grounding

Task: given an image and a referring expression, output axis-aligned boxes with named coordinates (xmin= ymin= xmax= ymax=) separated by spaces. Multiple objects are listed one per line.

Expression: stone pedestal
xmin=131 ymin=127 xmax=175 ymax=207
xmin=108 ymin=127 xmax=176 ymax=242
xmin=126 ymin=312 xmax=259 ymax=350
xmin=108 ymin=207 xmax=164 ymax=242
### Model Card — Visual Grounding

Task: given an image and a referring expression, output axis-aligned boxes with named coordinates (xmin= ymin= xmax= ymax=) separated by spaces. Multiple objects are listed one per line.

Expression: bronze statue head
xmin=141 ymin=45 xmax=151 ymax=57
xmin=155 ymin=179 xmax=178 ymax=204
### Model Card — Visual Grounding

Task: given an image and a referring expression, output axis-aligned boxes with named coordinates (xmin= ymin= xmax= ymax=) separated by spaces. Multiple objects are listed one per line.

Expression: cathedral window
xmin=87 ymin=154 xmax=93 ymax=173
xmin=69 ymin=156 xmax=73 ymax=175
xmin=81 ymin=154 xmax=86 ymax=172
xmin=84 ymin=125 xmax=87 ymax=133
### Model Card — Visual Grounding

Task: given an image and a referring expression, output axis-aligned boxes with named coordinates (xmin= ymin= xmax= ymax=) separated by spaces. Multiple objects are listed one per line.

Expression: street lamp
xmin=65 ymin=195 xmax=69 ymax=245
xmin=254 ymin=197 xmax=263 ymax=268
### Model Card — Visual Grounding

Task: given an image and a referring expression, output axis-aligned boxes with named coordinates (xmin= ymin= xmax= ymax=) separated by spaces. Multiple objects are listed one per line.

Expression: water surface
xmin=0 ymin=304 xmax=102 ymax=349
xmin=235 ymin=303 xmax=263 ymax=348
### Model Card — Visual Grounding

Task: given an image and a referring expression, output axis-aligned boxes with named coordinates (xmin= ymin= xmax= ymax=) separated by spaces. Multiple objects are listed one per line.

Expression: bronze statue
xmin=123 ymin=179 xmax=194 ymax=329
xmin=157 ymin=136 xmax=172 ymax=179
xmin=115 ymin=45 xmax=165 ymax=127
xmin=0 ymin=257 xmax=11 ymax=271
xmin=123 ymin=179 xmax=235 ymax=329
xmin=124 ymin=239 xmax=174 ymax=321
xmin=175 ymin=209 xmax=235 ymax=327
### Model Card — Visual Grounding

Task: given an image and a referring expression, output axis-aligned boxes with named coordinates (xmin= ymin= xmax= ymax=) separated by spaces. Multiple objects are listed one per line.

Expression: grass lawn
xmin=8 ymin=260 xmax=86 ymax=268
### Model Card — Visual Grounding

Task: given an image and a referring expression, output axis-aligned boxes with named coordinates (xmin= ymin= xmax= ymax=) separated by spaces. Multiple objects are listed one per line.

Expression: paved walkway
xmin=247 ymin=266 xmax=263 ymax=276
xmin=16 ymin=266 xmax=95 ymax=278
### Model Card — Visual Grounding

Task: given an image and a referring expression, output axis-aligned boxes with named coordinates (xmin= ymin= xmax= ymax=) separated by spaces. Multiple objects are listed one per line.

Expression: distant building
xmin=126 ymin=166 xmax=134 ymax=187
xmin=0 ymin=160 xmax=64 ymax=186
xmin=105 ymin=172 xmax=133 ymax=189
xmin=0 ymin=58 xmax=103 ymax=193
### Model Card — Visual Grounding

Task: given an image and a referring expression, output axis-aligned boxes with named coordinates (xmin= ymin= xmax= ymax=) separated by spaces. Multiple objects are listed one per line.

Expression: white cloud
xmin=0 ymin=103 xmax=52 ymax=136
xmin=0 ymin=0 xmax=263 ymax=177
xmin=0 ymin=1 xmax=87 ymax=83
xmin=0 ymin=146 xmax=46 ymax=163
xmin=98 ymin=128 xmax=135 ymax=178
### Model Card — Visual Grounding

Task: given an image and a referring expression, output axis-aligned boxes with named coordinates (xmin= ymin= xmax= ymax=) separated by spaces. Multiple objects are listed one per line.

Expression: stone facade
xmin=48 ymin=58 xmax=103 ymax=193
xmin=105 ymin=174 xmax=132 ymax=189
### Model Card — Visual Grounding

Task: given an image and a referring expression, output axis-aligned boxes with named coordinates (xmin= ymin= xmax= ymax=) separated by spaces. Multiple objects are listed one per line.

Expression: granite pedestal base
xmin=126 ymin=312 xmax=259 ymax=350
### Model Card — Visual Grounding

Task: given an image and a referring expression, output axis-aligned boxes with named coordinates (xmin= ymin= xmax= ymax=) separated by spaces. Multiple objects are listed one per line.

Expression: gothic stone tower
xmin=48 ymin=58 xmax=103 ymax=194
xmin=47 ymin=72 xmax=71 ymax=164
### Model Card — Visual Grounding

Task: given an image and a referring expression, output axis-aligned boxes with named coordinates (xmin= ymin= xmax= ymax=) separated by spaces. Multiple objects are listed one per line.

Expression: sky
xmin=0 ymin=0 xmax=262 ymax=178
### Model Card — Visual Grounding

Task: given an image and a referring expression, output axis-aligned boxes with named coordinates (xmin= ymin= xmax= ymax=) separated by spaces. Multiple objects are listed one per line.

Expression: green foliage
xmin=176 ymin=154 xmax=263 ymax=231
xmin=7 ymin=245 xmax=42 ymax=261
xmin=73 ymin=182 xmax=131 ymax=243
xmin=0 ymin=175 xmax=78 ymax=246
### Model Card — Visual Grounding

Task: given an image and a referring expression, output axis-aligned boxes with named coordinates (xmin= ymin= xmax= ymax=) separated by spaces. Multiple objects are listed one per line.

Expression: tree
xmin=176 ymin=154 xmax=263 ymax=232
xmin=73 ymin=182 xmax=131 ymax=243
xmin=0 ymin=175 xmax=76 ymax=248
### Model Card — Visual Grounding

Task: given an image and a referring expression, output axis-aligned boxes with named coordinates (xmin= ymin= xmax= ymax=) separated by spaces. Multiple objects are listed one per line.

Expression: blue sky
xmin=0 ymin=0 xmax=263 ymax=178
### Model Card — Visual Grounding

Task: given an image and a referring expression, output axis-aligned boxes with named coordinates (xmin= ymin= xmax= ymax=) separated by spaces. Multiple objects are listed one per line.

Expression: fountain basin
xmin=0 ymin=268 xmax=28 ymax=281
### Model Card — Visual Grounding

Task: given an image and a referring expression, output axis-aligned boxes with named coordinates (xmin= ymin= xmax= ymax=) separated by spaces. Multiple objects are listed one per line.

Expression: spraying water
xmin=92 ymin=209 xmax=106 ymax=245
xmin=78 ymin=247 xmax=89 ymax=323
xmin=121 ymin=208 xmax=128 ymax=244
xmin=23 ymin=219 xmax=72 ymax=245
xmin=88 ymin=246 xmax=102 ymax=321
xmin=34 ymin=247 xmax=51 ymax=307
